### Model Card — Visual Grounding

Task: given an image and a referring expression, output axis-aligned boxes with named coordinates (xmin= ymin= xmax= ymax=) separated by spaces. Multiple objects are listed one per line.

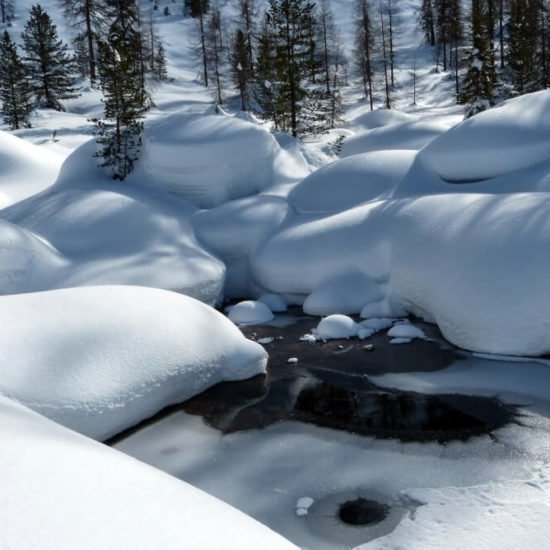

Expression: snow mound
xmin=288 ymin=150 xmax=416 ymax=213
xmin=228 ymin=300 xmax=275 ymax=325
xmin=387 ymin=321 xmax=427 ymax=340
xmin=141 ymin=113 xmax=309 ymax=208
xmin=0 ymin=396 xmax=295 ymax=550
xmin=193 ymin=195 xmax=288 ymax=298
xmin=341 ymin=118 xmax=454 ymax=157
xmin=417 ymin=90 xmax=550 ymax=182
xmin=314 ymin=314 xmax=359 ymax=340
xmin=258 ymin=293 xmax=288 ymax=312
xmin=0 ymin=286 xmax=267 ymax=440
xmin=349 ymin=108 xmax=415 ymax=130
xmin=0 ymin=130 xmax=62 ymax=208
xmin=303 ymin=271 xmax=383 ymax=315
xmin=2 ymin=188 xmax=224 ymax=304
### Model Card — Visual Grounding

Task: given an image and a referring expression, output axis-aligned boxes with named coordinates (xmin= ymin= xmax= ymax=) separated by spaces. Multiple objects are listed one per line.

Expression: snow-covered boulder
xmin=0 ymin=396 xmax=295 ymax=550
xmin=341 ymin=118 xmax=455 ymax=158
xmin=193 ymin=195 xmax=288 ymax=298
xmin=228 ymin=300 xmax=274 ymax=325
xmin=258 ymin=293 xmax=288 ymax=312
xmin=1 ymin=188 xmax=225 ymax=304
xmin=314 ymin=314 xmax=359 ymax=340
xmin=418 ymin=90 xmax=550 ymax=183
xmin=288 ymin=150 xmax=416 ymax=214
xmin=0 ymin=130 xmax=62 ymax=208
xmin=303 ymin=271 xmax=383 ymax=315
xmin=141 ymin=113 xmax=309 ymax=208
xmin=0 ymin=286 xmax=268 ymax=440
xmin=349 ymin=108 xmax=415 ymax=130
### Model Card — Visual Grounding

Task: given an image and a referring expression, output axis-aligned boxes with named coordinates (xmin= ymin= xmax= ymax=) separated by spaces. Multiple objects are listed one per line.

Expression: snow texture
xmin=0 ymin=286 xmax=267 ymax=440
xmin=0 ymin=395 xmax=295 ymax=550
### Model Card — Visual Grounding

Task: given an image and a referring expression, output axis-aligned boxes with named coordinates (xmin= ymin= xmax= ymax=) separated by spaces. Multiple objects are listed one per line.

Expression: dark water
xmin=181 ymin=314 xmax=515 ymax=443
xmin=338 ymin=498 xmax=390 ymax=526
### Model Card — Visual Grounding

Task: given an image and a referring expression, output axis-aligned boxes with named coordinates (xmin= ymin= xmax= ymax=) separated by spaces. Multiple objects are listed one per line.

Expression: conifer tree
xmin=185 ymin=0 xmax=209 ymax=18
xmin=0 ymin=0 xmax=13 ymax=25
xmin=231 ymin=28 xmax=253 ymax=110
xmin=355 ymin=0 xmax=375 ymax=110
xmin=236 ymin=0 xmax=257 ymax=75
xmin=205 ymin=6 xmax=226 ymax=104
xmin=21 ymin=4 xmax=79 ymax=110
xmin=94 ymin=1 xmax=148 ymax=180
xmin=460 ymin=0 xmax=497 ymax=117
xmin=0 ymin=31 xmax=33 ymax=129
xmin=154 ymin=43 xmax=168 ymax=80
xmin=60 ymin=0 xmax=107 ymax=84
xmin=420 ymin=0 xmax=436 ymax=46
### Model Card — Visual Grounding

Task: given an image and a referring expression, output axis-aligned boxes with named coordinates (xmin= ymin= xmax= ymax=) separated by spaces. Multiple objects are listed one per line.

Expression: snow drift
xmin=0 ymin=286 xmax=268 ymax=440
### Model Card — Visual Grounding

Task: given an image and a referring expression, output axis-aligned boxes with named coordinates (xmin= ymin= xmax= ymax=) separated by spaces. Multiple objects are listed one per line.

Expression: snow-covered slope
xmin=0 ymin=286 xmax=267 ymax=440
xmin=0 ymin=395 xmax=295 ymax=550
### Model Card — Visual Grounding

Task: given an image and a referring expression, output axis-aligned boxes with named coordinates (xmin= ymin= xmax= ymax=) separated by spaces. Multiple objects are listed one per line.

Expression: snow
xmin=0 ymin=286 xmax=267 ymax=440
xmin=140 ymin=112 xmax=309 ymax=208
xmin=0 ymin=130 xmax=62 ymax=208
xmin=0 ymin=396 xmax=295 ymax=550
xmin=387 ymin=321 xmax=427 ymax=340
xmin=288 ymin=150 xmax=416 ymax=214
xmin=314 ymin=314 xmax=359 ymax=340
xmin=228 ymin=300 xmax=275 ymax=325
xmin=258 ymin=293 xmax=288 ymax=312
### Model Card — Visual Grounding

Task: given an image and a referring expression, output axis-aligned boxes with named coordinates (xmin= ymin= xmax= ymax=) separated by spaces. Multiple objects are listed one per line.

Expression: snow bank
xmin=193 ymin=195 xmax=288 ymax=298
xmin=228 ymin=300 xmax=274 ymax=325
xmin=258 ymin=293 xmax=288 ymax=312
xmin=2 ymin=187 xmax=224 ymax=303
xmin=288 ymin=150 xmax=416 ymax=214
xmin=418 ymin=90 xmax=550 ymax=183
xmin=349 ymin=108 xmax=415 ymax=130
xmin=0 ymin=286 xmax=267 ymax=440
xmin=0 ymin=396 xmax=295 ymax=550
xmin=141 ymin=112 xmax=309 ymax=208
xmin=341 ymin=118 xmax=454 ymax=158
xmin=387 ymin=321 xmax=427 ymax=340
xmin=0 ymin=130 xmax=62 ymax=208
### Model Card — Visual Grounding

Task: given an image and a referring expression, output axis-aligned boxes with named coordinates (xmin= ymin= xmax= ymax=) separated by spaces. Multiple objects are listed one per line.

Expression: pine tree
xmin=154 ymin=43 xmax=168 ymax=80
xmin=460 ymin=0 xmax=497 ymax=117
xmin=255 ymin=16 xmax=279 ymax=125
xmin=231 ymin=28 xmax=253 ymax=110
xmin=355 ymin=0 xmax=375 ymax=110
xmin=185 ymin=0 xmax=209 ymax=18
xmin=264 ymin=0 xmax=320 ymax=136
xmin=0 ymin=31 xmax=33 ymax=129
xmin=94 ymin=2 xmax=149 ymax=180
xmin=60 ymin=0 xmax=107 ymax=84
xmin=236 ymin=0 xmax=257 ymax=75
xmin=21 ymin=4 xmax=79 ymax=111
xmin=420 ymin=0 xmax=436 ymax=46
xmin=0 ymin=0 xmax=13 ymax=25
xmin=205 ymin=6 xmax=226 ymax=104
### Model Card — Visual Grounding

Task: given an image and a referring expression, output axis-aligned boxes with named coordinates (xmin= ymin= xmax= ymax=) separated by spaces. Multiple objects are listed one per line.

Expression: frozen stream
xmin=114 ymin=314 xmax=550 ymax=549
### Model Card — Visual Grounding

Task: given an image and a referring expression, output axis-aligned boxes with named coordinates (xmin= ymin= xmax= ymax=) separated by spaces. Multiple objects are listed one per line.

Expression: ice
xmin=314 ymin=314 xmax=359 ymax=340
xmin=228 ymin=300 xmax=275 ymax=325
xmin=0 ymin=396 xmax=295 ymax=550
xmin=0 ymin=286 xmax=267 ymax=440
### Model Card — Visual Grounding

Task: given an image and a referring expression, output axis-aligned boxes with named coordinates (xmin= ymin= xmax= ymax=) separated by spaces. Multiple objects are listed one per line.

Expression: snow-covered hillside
xmin=2 ymin=0 xmax=550 ymax=548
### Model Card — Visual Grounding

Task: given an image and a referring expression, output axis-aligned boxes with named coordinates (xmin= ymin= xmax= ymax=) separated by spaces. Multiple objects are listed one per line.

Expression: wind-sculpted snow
xmin=0 ymin=396 xmax=295 ymax=550
xmin=0 ymin=286 xmax=268 ymax=440
xmin=0 ymin=130 xmax=62 ymax=208
xmin=141 ymin=112 xmax=309 ymax=208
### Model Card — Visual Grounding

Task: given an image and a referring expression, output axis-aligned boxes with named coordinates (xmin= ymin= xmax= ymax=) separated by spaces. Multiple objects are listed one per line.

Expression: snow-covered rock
xmin=1 ymin=187 xmax=224 ymax=304
xmin=314 ymin=314 xmax=359 ymax=340
xmin=258 ymin=293 xmax=288 ymax=312
xmin=303 ymin=271 xmax=383 ymax=316
xmin=0 ymin=396 xmax=295 ymax=550
xmin=387 ymin=321 xmax=427 ymax=340
xmin=0 ymin=286 xmax=267 ymax=440
xmin=228 ymin=300 xmax=275 ymax=325
xmin=288 ymin=150 xmax=416 ymax=214
xmin=141 ymin=113 xmax=309 ymax=208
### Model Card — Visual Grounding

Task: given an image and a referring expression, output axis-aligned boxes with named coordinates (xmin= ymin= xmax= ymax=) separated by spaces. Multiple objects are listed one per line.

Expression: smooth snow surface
xmin=0 ymin=286 xmax=267 ymax=440
xmin=0 ymin=396 xmax=295 ymax=550
xmin=228 ymin=300 xmax=275 ymax=325
xmin=0 ymin=130 xmax=62 ymax=208
xmin=258 ymin=293 xmax=288 ymax=312
xmin=387 ymin=321 xmax=427 ymax=340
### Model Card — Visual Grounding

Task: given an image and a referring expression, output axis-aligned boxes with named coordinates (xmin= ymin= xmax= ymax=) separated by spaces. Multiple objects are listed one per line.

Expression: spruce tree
xmin=231 ymin=28 xmax=253 ymax=110
xmin=0 ymin=31 xmax=33 ymax=129
xmin=420 ymin=0 xmax=436 ymax=46
xmin=21 ymin=4 xmax=79 ymax=111
xmin=355 ymin=0 xmax=375 ymax=110
xmin=0 ymin=0 xmax=13 ymax=25
xmin=460 ymin=0 xmax=497 ymax=117
xmin=94 ymin=3 xmax=148 ymax=180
